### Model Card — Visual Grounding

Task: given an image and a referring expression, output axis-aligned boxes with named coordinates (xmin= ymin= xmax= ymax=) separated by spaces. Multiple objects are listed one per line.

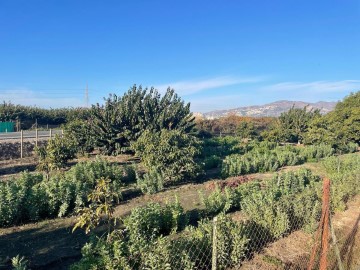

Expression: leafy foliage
xmin=200 ymin=181 xmax=261 ymax=216
xmin=64 ymin=119 xmax=95 ymax=155
xmin=72 ymin=157 xmax=360 ymax=270
xmin=124 ymin=198 xmax=186 ymax=250
xmin=0 ymin=101 xmax=90 ymax=129
xmin=262 ymin=105 xmax=320 ymax=143
xmin=73 ymin=177 xmax=121 ymax=234
xmin=322 ymin=155 xmax=360 ymax=211
xmin=90 ymin=85 xmax=195 ymax=155
xmin=242 ymin=169 xmax=322 ymax=238
xmin=221 ymin=143 xmax=338 ymax=178
xmin=11 ymin=255 xmax=28 ymax=270
xmin=35 ymin=134 xmax=77 ymax=172
xmin=0 ymin=158 xmax=129 ymax=227
xmin=305 ymin=91 xmax=360 ymax=148
xmin=133 ymin=129 xmax=202 ymax=183
xmin=136 ymin=168 xmax=165 ymax=194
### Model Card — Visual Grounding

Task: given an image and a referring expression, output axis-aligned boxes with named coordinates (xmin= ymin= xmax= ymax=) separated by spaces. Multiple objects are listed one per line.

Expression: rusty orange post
xmin=319 ymin=178 xmax=330 ymax=270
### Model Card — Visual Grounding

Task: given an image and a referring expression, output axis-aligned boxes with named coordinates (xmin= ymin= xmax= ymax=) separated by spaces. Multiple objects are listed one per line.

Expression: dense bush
xmin=133 ymin=129 xmax=202 ymax=183
xmin=136 ymin=168 xmax=165 ymax=194
xmin=298 ymin=143 xmax=334 ymax=162
xmin=0 ymin=158 xmax=132 ymax=227
xmin=203 ymin=155 xmax=222 ymax=170
xmin=242 ymin=169 xmax=322 ymax=237
xmin=64 ymin=119 xmax=95 ymax=155
xmin=305 ymin=91 xmax=360 ymax=147
xmin=124 ymin=198 xmax=186 ymax=250
xmin=261 ymin=105 xmax=320 ymax=143
xmin=35 ymin=135 xmax=77 ymax=172
xmin=322 ymin=155 xmax=360 ymax=211
xmin=221 ymin=144 xmax=338 ymax=178
xmin=71 ymin=213 xmax=248 ymax=270
xmin=201 ymin=136 xmax=246 ymax=158
xmin=222 ymin=149 xmax=301 ymax=177
xmin=200 ymin=181 xmax=261 ymax=216
xmin=90 ymin=86 xmax=195 ymax=155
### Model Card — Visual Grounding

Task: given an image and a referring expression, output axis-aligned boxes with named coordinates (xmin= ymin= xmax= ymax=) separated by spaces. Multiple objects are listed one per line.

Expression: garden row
xmin=221 ymin=141 xmax=357 ymax=177
xmin=71 ymin=154 xmax=360 ymax=270
xmin=0 ymin=158 xmax=135 ymax=227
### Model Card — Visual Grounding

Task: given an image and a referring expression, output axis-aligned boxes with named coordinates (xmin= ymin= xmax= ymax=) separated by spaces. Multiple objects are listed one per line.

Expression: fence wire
xmin=118 ymin=178 xmax=359 ymax=270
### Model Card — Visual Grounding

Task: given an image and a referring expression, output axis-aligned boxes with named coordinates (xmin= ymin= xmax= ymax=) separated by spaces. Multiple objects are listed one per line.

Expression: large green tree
xmin=305 ymin=91 xmax=360 ymax=148
xmin=90 ymin=85 xmax=195 ymax=155
xmin=262 ymin=106 xmax=320 ymax=143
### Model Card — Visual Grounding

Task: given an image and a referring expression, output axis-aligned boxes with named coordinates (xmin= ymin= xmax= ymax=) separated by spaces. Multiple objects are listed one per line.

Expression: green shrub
xmin=200 ymin=187 xmax=238 ymax=216
xmin=0 ymin=158 xmax=127 ymax=227
xmin=221 ymin=144 xmax=337 ymax=178
xmin=203 ymin=155 xmax=222 ymax=170
xmin=132 ymin=129 xmax=202 ymax=183
xmin=200 ymin=180 xmax=261 ymax=217
xmin=299 ymin=144 xmax=335 ymax=161
xmin=124 ymin=199 xmax=186 ymax=250
xmin=64 ymin=119 xmax=95 ymax=155
xmin=322 ymin=154 xmax=360 ymax=211
xmin=72 ymin=160 xmax=360 ymax=270
xmin=136 ymin=169 xmax=165 ymax=194
xmin=242 ymin=169 xmax=321 ymax=238
xmin=35 ymin=134 xmax=77 ymax=172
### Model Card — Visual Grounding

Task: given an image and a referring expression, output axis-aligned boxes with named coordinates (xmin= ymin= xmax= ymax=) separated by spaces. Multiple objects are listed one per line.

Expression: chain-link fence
xmin=93 ymin=175 xmax=358 ymax=270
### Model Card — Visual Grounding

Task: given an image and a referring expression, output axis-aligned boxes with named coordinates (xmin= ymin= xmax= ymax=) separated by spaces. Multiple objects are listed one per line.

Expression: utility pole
xmin=85 ymin=83 xmax=89 ymax=108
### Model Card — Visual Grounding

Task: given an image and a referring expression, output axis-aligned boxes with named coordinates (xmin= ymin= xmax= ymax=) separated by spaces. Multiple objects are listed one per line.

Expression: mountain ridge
xmin=197 ymin=100 xmax=337 ymax=119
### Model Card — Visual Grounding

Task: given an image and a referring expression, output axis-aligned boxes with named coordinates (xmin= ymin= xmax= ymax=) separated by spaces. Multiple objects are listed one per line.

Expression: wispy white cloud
xmin=155 ymin=75 xmax=264 ymax=95
xmin=262 ymin=80 xmax=360 ymax=94
xmin=0 ymin=89 xmax=84 ymax=108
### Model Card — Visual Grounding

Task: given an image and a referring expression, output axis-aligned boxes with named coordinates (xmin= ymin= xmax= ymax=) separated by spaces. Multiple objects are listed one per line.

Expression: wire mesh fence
xmin=91 ymin=176 xmax=359 ymax=270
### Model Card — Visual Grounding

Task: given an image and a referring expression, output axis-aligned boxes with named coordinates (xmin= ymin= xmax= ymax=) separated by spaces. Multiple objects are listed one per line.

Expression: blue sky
xmin=0 ymin=0 xmax=359 ymax=112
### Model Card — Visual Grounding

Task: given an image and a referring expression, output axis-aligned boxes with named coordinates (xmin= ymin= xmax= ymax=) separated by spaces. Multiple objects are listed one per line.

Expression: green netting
xmin=0 ymin=122 xmax=14 ymax=132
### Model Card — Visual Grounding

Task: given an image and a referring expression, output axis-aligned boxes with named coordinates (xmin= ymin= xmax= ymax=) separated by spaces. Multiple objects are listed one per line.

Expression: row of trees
xmin=197 ymin=91 xmax=360 ymax=150
xmin=196 ymin=115 xmax=274 ymax=139
xmin=262 ymin=92 xmax=360 ymax=149
xmin=0 ymin=102 xmax=89 ymax=129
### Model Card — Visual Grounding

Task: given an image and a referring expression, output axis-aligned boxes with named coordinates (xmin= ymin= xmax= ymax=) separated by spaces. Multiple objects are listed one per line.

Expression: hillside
xmin=199 ymin=100 xmax=337 ymax=119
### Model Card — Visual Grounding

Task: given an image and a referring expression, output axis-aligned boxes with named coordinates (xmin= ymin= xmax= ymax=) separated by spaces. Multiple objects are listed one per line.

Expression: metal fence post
xmin=212 ymin=216 xmax=217 ymax=270
xmin=20 ymin=130 xmax=23 ymax=159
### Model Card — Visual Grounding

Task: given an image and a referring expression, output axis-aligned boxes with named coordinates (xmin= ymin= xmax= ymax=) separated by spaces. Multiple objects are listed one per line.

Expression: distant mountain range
xmin=196 ymin=100 xmax=337 ymax=119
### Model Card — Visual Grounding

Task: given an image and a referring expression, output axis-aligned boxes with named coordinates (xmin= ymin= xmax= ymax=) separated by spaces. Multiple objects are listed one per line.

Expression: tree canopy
xmin=305 ymin=91 xmax=360 ymax=148
xmin=90 ymin=85 xmax=195 ymax=155
xmin=262 ymin=106 xmax=321 ymax=143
